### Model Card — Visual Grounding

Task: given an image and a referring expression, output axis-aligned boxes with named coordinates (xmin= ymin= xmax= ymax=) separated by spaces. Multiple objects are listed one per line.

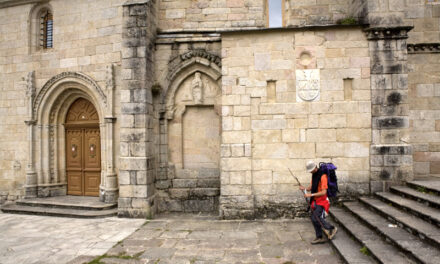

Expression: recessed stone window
xmin=40 ymin=10 xmax=53 ymax=49
xmin=267 ymin=0 xmax=284 ymax=28
xmin=29 ymin=3 xmax=54 ymax=53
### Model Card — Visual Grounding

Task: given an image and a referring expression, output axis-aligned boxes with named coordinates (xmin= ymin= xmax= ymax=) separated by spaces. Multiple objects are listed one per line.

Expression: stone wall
xmin=408 ymin=51 xmax=440 ymax=179
xmin=158 ymin=0 xmax=265 ymax=32
xmin=0 ymin=0 xmax=124 ymax=202
xmin=363 ymin=0 xmax=440 ymax=43
xmin=221 ymin=27 xmax=371 ymax=219
xmin=285 ymin=0 xmax=351 ymax=27
xmin=118 ymin=0 xmax=157 ymax=218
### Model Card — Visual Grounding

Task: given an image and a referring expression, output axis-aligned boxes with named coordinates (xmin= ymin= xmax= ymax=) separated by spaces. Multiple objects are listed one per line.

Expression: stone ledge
xmin=0 ymin=0 xmax=42 ymax=9
xmin=408 ymin=43 xmax=440 ymax=54
xmin=364 ymin=26 xmax=413 ymax=40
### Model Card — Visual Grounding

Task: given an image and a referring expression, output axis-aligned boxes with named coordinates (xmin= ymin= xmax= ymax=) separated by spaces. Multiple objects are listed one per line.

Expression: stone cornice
xmin=407 ymin=43 xmax=440 ymax=54
xmin=0 ymin=0 xmax=44 ymax=8
xmin=364 ymin=26 xmax=413 ymax=40
xmin=123 ymin=0 xmax=151 ymax=6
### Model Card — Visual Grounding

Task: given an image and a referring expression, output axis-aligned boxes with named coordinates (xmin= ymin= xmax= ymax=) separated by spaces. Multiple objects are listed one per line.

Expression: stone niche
xmin=163 ymin=71 xmax=221 ymax=213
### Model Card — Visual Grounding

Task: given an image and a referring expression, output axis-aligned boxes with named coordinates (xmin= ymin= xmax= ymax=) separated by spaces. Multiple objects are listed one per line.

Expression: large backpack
xmin=319 ymin=162 xmax=338 ymax=198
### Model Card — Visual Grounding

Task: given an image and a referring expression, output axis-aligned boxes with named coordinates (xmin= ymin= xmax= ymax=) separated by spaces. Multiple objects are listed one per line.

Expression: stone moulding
xmin=33 ymin=72 xmax=107 ymax=118
xmin=364 ymin=26 xmax=413 ymax=40
xmin=407 ymin=43 xmax=440 ymax=54
xmin=0 ymin=0 xmax=43 ymax=8
xmin=179 ymin=49 xmax=222 ymax=68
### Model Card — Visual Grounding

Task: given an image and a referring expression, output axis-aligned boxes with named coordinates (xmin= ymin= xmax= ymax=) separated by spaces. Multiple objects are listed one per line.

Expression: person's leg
xmin=317 ymin=209 xmax=337 ymax=239
xmin=319 ymin=209 xmax=334 ymax=231
xmin=311 ymin=206 xmax=323 ymax=238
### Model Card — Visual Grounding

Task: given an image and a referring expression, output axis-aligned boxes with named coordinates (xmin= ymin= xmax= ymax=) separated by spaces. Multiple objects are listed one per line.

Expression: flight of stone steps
xmin=0 ymin=196 xmax=117 ymax=218
xmin=329 ymin=180 xmax=440 ymax=264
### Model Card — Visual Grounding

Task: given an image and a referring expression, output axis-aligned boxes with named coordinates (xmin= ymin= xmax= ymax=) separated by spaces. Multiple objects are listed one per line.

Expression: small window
xmin=267 ymin=0 xmax=283 ymax=28
xmin=40 ymin=10 xmax=53 ymax=49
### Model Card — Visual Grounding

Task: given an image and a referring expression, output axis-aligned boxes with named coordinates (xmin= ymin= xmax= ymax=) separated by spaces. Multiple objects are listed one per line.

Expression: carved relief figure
xmin=25 ymin=71 xmax=35 ymax=98
xmin=191 ymin=72 xmax=204 ymax=104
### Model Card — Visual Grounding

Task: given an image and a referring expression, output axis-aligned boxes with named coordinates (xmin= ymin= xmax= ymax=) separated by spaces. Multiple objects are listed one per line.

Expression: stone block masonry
xmin=118 ymin=0 xmax=157 ymax=218
xmin=408 ymin=52 xmax=440 ymax=178
xmin=366 ymin=26 xmax=414 ymax=192
xmin=221 ymin=27 xmax=372 ymax=219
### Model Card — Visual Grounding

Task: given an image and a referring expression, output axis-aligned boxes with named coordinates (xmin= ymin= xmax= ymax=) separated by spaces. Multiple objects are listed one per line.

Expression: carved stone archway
xmin=24 ymin=70 xmax=118 ymax=203
xmin=157 ymin=54 xmax=222 ymax=212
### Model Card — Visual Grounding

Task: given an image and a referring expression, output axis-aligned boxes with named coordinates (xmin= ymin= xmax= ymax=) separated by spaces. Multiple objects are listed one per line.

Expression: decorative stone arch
xmin=164 ymin=56 xmax=222 ymax=120
xmin=156 ymin=51 xmax=223 ymax=213
xmin=25 ymin=71 xmax=118 ymax=203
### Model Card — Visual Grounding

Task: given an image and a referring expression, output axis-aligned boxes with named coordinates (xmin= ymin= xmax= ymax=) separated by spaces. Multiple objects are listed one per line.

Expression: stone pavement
xmin=80 ymin=213 xmax=342 ymax=264
xmin=0 ymin=211 xmax=146 ymax=264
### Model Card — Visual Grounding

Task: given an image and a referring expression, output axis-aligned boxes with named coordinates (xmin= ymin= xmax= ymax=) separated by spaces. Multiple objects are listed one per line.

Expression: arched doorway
xmin=65 ymin=98 xmax=101 ymax=196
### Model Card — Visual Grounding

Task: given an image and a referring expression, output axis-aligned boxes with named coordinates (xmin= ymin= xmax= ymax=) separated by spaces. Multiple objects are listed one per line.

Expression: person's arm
xmin=304 ymin=188 xmax=326 ymax=198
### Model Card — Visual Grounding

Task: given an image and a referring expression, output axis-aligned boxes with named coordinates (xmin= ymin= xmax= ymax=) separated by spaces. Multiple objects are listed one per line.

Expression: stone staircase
xmin=0 ymin=196 xmax=117 ymax=218
xmin=329 ymin=180 xmax=440 ymax=264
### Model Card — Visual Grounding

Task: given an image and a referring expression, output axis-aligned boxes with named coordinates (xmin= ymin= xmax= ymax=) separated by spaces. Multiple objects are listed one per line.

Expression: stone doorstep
xmin=330 ymin=207 xmax=413 ymax=264
xmin=328 ymin=224 xmax=375 ymax=264
xmin=406 ymin=180 xmax=440 ymax=196
xmin=0 ymin=204 xmax=117 ymax=218
xmin=390 ymin=185 xmax=440 ymax=209
xmin=359 ymin=197 xmax=440 ymax=248
xmin=343 ymin=201 xmax=440 ymax=264
xmin=375 ymin=192 xmax=440 ymax=227
xmin=16 ymin=199 xmax=117 ymax=211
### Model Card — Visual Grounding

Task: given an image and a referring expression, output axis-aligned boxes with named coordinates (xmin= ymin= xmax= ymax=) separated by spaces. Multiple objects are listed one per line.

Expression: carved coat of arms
xmin=296 ymin=69 xmax=320 ymax=102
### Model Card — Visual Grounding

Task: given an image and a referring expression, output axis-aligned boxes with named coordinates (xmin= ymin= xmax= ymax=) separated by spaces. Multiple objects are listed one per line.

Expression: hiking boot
xmin=328 ymin=227 xmax=338 ymax=240
xmin=311 ymin=237 xmax=326 ymax=244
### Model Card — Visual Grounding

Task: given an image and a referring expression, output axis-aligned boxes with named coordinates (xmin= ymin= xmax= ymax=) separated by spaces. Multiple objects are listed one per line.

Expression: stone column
xmin=366 ymin=26 xmax=414 ymax=192
xmin=118 ymin=0 xmax=157 ymax=218
xmin=24 ymin=120 xmax=37 ymax=197
xmin=24 ymin=71 xmax=37 ymax=198
xmin=100 ymin=63 xmax=118 ymax=203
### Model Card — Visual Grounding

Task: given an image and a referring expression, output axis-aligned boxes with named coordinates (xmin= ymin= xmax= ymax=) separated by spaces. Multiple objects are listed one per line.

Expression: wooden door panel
xmin=84 ymin=171 xmax=100 ymax=196
xmin=65 ymin=99 xmax=101 ymax=197
xmin=84 ymin=129 xmax=101 ymax=169
xmin=66 ymin=129 xmax=82 ymax=169
xmin=67 ymin=171 xmax=82 ymax=195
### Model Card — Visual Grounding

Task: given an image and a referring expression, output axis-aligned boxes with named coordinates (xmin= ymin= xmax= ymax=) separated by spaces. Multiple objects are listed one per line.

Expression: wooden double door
xmin=65 ymin=98 xmax=101 ymax=196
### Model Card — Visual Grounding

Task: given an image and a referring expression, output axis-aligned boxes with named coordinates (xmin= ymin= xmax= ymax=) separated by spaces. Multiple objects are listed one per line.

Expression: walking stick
xmin=287 ymin=168 xmax=310 ymax=211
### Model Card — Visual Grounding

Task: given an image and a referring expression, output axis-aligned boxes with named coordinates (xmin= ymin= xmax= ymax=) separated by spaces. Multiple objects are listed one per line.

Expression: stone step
xmin=330 ymin=207 xmax=413 ymax=264
xmin=1 ymin=204 xmax=117 ymax=218
xmin=329 ymin=223 xmax=377 ymax=264
xmin=390 ymin=186 xmax=440 ymax=209
xmin=359 ymin=197 xmax=440 ymax=249
xmin=376 ymin=192 xmax=440 ymax=227
xmin=406 ymin=180 xmax=440 ymax=196
xmin=344 ymin=201 xmax=440 ymax=264
xmin=16 ymin=197 xmax=117 ymax=211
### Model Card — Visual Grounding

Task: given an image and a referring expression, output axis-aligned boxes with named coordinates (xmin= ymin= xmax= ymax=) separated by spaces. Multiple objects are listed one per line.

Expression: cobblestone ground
xmin=0 ymin=212 xmax=146 ymax=264
xmin=78 ymin=214 xmax=342 ymax=264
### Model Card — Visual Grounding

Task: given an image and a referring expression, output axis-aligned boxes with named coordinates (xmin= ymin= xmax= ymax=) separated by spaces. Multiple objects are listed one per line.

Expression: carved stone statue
xmin=191 ymin=72 xmax=203 ymax=104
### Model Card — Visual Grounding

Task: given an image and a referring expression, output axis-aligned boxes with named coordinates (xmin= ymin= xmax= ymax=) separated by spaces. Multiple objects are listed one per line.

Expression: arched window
xmin=29 ymin=3 xmax=54 ymax=53
xmin=40 ymin=10 xmax=53 ymax=49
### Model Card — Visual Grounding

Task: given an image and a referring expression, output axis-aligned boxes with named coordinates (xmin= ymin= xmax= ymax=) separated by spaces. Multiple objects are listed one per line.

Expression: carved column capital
xmin=24 ymin=120 xmax=37 ymax=126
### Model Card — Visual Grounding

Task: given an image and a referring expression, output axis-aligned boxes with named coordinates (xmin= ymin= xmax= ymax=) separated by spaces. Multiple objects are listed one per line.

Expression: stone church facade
xmin=0 ymin=0 xmax=439 ymax=219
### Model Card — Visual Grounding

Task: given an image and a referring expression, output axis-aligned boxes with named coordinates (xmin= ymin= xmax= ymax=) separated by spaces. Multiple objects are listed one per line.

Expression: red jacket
xmin=311 ymin=174 xmax=330 ymax=213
